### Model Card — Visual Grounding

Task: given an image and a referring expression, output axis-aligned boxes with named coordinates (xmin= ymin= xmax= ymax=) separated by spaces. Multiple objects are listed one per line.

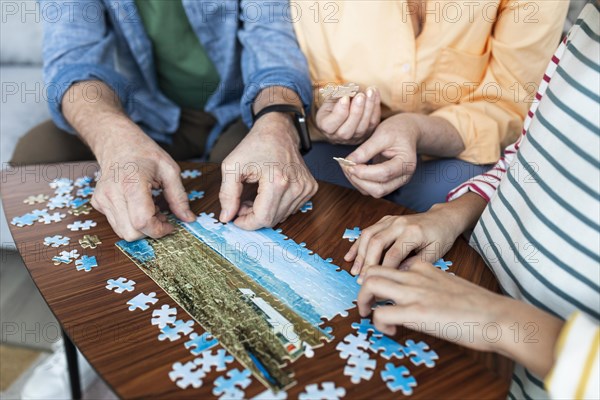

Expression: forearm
xmin=251 ymin=86 xmax=302 ymax=147
xmin=404 ymin=113 xmax=465 ymax=157
xmin=430 ymin=192 xmax=487 ymax=235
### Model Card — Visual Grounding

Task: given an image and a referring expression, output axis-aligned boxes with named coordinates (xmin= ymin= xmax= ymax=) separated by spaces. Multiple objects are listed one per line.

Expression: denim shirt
xmin=42 ymin=0 xmax=312 ymax=152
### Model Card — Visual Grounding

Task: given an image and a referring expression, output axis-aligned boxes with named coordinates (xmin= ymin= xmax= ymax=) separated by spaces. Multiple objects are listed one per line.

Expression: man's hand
xmin=219 ymin=112 xmax=318 ymax=230
xmin=316 ymin=88 xmax=381 ymax=145
xmin=62 ymin=81 xmax=195 ymax=241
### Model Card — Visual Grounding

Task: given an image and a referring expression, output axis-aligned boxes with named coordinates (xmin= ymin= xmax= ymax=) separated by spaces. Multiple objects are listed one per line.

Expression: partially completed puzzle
xmin=117 ymin=212 xmax=360 ymax=391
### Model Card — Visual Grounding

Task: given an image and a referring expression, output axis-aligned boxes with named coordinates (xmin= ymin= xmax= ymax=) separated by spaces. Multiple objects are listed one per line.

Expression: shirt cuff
xmin=545 ymin=312 xmax=600 ymax=399
xmin=240 ymin=66 xmax=313 ymax=128
xmin=46 ymin=64 xmax=135 ymax=133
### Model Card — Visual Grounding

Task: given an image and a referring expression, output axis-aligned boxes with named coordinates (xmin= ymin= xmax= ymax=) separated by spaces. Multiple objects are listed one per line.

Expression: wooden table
xmin=2 ymin=162 xmax=511 ymax=399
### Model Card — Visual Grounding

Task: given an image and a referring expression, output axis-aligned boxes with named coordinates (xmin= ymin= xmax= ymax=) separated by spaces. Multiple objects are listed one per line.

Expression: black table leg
xmin=62 ymin=330 xmax=81 ymax=400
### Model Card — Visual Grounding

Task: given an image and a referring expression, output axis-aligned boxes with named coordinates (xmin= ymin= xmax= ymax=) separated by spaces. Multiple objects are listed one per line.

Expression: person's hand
xmin=316 ymin=87 xmax=381 ymax=145
xmin=340 ymin=113 xmax=419 ymax=198
xmin=91 ymin=123 xmax=195 ymax=241
xmin=344 ymin=204 xmax=464 ymax=279
xmin=219 ymin=113 xmax=318 ymax=230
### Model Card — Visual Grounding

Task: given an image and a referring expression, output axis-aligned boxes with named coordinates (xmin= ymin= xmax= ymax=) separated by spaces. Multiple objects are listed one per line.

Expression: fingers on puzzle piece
xmin=169 ymin=361 xmax=205 ymax=389
xmin=319 ymin=82 xmax=359 ymax=100
xmin=333 ymin=157 xmax=357 ymax=167
xmin=127 ymin=292 xmax=158 ymax=311
xmin=369 ymin=335 xmax=405 ymax=360
xmin=52 ymin=250 xmax=80 ymax=265
xmin=299 ymin=382 xmax=346 ymax=400
xmin=67 ymin=220 xmax=97 ymax=231
xmin=181 ymin=169 xmax=202 ymax=179
xmin=44 ymin=235 xmax=70 ymax=247
xmin=403 ymin=339 xmax=438 ymax=368
xmin=75 ymin=255 xmax=98 ymax=272
xmin=381 ymin=363 xmax=417 ymax=395
xmin=344 ymin=352 xmax=376 ymax=384
xmin=351 ymin=318 xmax=383 ymax=337
xmin=185 ymin=332 xmax=218 ymax=355
xmin=79 ymin=234 xmax=102 ymax=249
xmin=158 ymin=319 xmax=195 ymax=341
xmin=23 ymin=194 xmax=49 ymax=205
xmin=106 ymin=277 xmax=136 ymax=294
xmin=151 ymin=305 xmax=177 ymax=328
xmin=188 ymin=190 xmax=205 ymax=201
xmin=342 ymin=227 xmax=362 ymax=242
xmin=194 ymin=349 xmax=234 ymax=372
xmin=336 ymin=333 xmax=369 ymax=359
xmin=38 ymin=212 xmax=66 ymax=224
xmin=212 ymin=368 xmax=252 ymax=400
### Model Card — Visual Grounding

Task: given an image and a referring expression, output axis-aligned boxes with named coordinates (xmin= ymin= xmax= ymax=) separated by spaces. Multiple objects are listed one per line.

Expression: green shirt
xmin=135 ymin=0 xmax=220 ymax=109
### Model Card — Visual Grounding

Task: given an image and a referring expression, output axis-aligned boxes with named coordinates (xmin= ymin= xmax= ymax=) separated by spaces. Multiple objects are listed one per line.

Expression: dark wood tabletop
xmin=1 ymin=162 xmax=512 ymax=399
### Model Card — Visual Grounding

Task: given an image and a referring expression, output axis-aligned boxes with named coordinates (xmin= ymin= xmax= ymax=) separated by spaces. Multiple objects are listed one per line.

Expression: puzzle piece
xmin=252 ymin=388 xmax=288 ymax=400
xmin=181 ymin=169 xmax=202 ymax=179
xmin=299 ymin=382 xmax=346 ymax=400
xmin=79 ymin=235 xmax=102 ymax=249
xmin=151 ymin=188 xmax=163 ymax=197
xmin=10 ymin=214 xmax=39 ymax=227
xmin=369 ymin=335 xmax=405 ymax=360
xmin=106 ymin=277 xmax=136 ymax=294
xmin=213 ymin=368 xmax=252 ymax=400
xmin=47 ymin=196 xmax=71 ymax=210
xmin=188 ymin=190 xmax=205 ymax=201
xmin=304 ymin=343 xmax=314 ymax=358
xmin=299 ymin=201 xmax=313 ymax=213
xmin=75 ymin=255 xmax=98 ymax=272
xmin=38 ymin=212 xmax=66 ymax=224
xmin=76 ymin=186 xmax=95 ymax=197
xmin=23 ymin=194 xmax=49 ymax=205
xmin=319 ymin=82 xmax=359 ymax=99
xmin=169 ymin=361 xmax=205 ymax=389
xmin=70 ymin=198 xmax=89 ymax=209
xmin=342 ymin=227 xmax=361 ymax=242
xmin=151 ymin=305 xmax=177 ymax=328
xmin=403 ymin=339 xmax=438 ymax=368
xmin=44 ymin=235 xmax=70 ymax=247
xmin=49 ymin=177 xmax=73 ymax=189
xmin=158 ymin=319 xmax=195 ymax=341
xmin=30 ymin=209 xmax=49 ymax=218
xmin=52 ymin=249 xmax=80 ymax=265
xmin=433 ymin=258 xmax=453 ymax=272
xmin=185 ymin=332 xmax=218 ymax=355
xmin=351 ymin=318 xmax=383 ymax=337
xmin=194 ymin=349 xmax=234 ymax=372
xmin=68 ymin=204 xmax=92 ymax=216
xmin=381 ymin=363 xmax=417 ymax=395
xmin=344 ymin=352 xmax=376 ymax=384
xmin=74 ymin=176 xmax=93 ymax=188
xmin=127 ymin=292 xmax=158 ymax=311
xmin=67 ymin=220 xmax=97 ymax=231
xmin=336 ymin=333 xmax=369 ymax=359
xmin=333 ymin=157 xmax=357 ymax=167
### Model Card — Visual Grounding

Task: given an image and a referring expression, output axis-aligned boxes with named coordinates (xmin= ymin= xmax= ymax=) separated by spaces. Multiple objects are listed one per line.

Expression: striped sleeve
xmin=447 ymin=39 xmax=567 ymax=203
xmin=545 ymin=312 xmax=600 ymax=399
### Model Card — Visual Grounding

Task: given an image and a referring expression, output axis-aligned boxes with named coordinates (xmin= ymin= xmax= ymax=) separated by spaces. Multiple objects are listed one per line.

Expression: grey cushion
xmin=0 ymin=9 xmax=43 ymax=65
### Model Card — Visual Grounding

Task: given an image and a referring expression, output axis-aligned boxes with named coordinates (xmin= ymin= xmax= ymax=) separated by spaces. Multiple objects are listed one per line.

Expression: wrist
xmin=251 ymin=112 xmax=300 ymax=148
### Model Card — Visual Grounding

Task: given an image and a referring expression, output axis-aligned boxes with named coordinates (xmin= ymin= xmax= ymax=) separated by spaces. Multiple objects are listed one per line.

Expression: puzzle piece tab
xmin=213 ymin=368 xmax=252 ymax=400
xmin=403 ymin=339 xmax=438 ymax=368
xmin=44 ymin=235 xmax=70 ymax=247
xmin=127 ymin=292 xmax=158 ymax=311
xmin=151 ymin=305 xmax=177 ymax=328
xmin=75 ymin=255 xmax=98 ymax=272
xmin=381 ymin=363 xmax=417 ymax=395
xmin=185 ymin=332 xmax=218 ymax=355
xmin=169 ymin=361 xmax=205 ymax=389
xmin=336 ymin=333 xmax=369 ymax=359
xmin=158 ymin=319 xmax=195 ymax=341
xmin=106 ymin=277 xmax=136 ymax=294
xmin=342 ymin=227 xmax=361 ymax=242
xmin=299 ymin=382 xmax=346 ymax=400
xmin=344 ymin=352 xmax=376 ymax=384
xmin=194 ymin=349 xmax=234 ymax=372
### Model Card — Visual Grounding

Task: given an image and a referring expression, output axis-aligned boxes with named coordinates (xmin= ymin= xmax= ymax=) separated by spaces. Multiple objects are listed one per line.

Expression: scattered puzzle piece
xmin=433 ymin=258 xmax=453 ymax=272
xmin=52 ymin=250 xmax=80 ymax=265
xmin=213 ymin=368 xmax=252 ymax=400
xmin=76 ymin=186 xmax=95 ymax=197
xmin=344 ymin=352 xmax=376 ymax=384
xmin=70 ymin=198 xmax=89 ymax=209
xmin=299 ymin=382 xmax=346 ymax=400
xmin=127 ymin=292 xmax=158 ymax=311
xmin=74 ymin=176 xmax=93 ymax=188
xmin=351 ymin=318 xmax=383 ymax=337
xmin=54 ymin=186 xmax=73 ymax=196
xmin=185 ymin=332 xmax=218 ymax=355
xmin=342 ymin=227 xmax=361 ymax=242
xmin=299 ymin=201 xmax=313 ymax=213
xmin=69 ymin=204 xmax=92 ymax=216
xmin=336 ymin=333 xmax=369 ymax=359
xmin=79 ymin=235 xmax=102 ymax=249
xmin=38 ymin=212 xmax=66 ymax=224
xmin=169 ymin=361 xmax=205 ymax=389
xmin=158 ymin=319 xmax=195 ymax=341
xmin=106 ymin=277 xmax=136 ymax=293
xmin=194 ymin=349 xmax=234 ymax=372
xmin=47 ymin=196 xmax=71 ymax=210
xmin=50 ymin=178 xmax=73 ymax=189
xmin=320 ymin=82 xmax=359 ymax=99
xmin=75 ymin=255 xmax=98 ymax=272
xmin=44 ymin=235 xmax=70 ymax=247
xmin=67 ymin=220 xmax=97 ymax=231
xmin=403 ymin=339 xmax=438 ymax=368
xmin=30 ymin=209 xmax=49 ymax=217
xmin=369 ymin=335 xmax=405 ymax=360
xmin=181 ymin=169 xmax=202 ymax=179
xmin=333 ymin=157 xmax=357 ymax=167
xmin=24 ymin=194 xmax=49 ymax=205
xmin=304 ymin=343 xmax=315 ymax=358
xmin=252 ymin=388 xmax=287 ymax=400
xmin=381 ymin=363 xmax=417 ymax=395
xmin=151 ymin=188 xmax=163 ymax=197
xmin=188 ymin=190 xmax=205 ymax=201
xmin=151 ymin=305 xmax=177 ymax=328
xmin=10 ymin=214 xmax=39 ymax=227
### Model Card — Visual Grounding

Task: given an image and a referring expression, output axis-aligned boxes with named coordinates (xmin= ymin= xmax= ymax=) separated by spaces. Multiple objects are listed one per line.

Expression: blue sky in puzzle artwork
xmin=182 ymin=213 xmax=360 ymax=327
xmin=117 ymin=239 xmax=155 ymax=263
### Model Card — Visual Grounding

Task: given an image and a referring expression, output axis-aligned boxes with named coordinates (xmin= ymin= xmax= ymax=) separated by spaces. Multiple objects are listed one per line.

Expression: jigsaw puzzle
xmin=252 ymin=388 xmax=288 ymax=400
xmin=319 ymin=82 xmax=359 ymax=99
xmin=74 ymin=176 xmax=93 ymax=187
xmin=344 ymin=352 xmax=376 ymax=384
xmin=44 ymin=235 xmax=70 ymax=247
xmin=369 ymin=335 xmax=405 ymax=360
xmin=299 ymin=201 xmax=313 ymax=213
xmin=188 ymin=190 xmax=205 ymax=201
xmin=181 ymin=169 xmax=202 ymax=179
xmin=351 ymin=318 xmax=383 ymax=337
xmin=75 ymin=255 xmax=98 ymax=272
xmin=76 ymin=186 xmax=95 ymax=197
xmin=127 ymin=292 xmax=158 ymax=311
xmin=194 ymin=349 xmax=234 ymax=372
xmin=52 ymin=250 xmax=79 ymax=265
xmin=69 ymin=204 xmax=92 ymax=216
xmin=213 ymin=368 xmax=252 ymax=400
xmin=169 ymin=361 xmax=205 ymax=389
xmin=67 ymin=220 xmax=97 ymax=231
xmin=381 ymin=363 xmax=417 ymax=395
xmin=151 ymin=305 xmax=177 ymax=328
xmin=79 ymin=235 xmax=102 ymax=249
xmin=299 ymin=382 xmax=346 ymax=400
xmin=333 ymin=157 xmax=357 ymax=167
xmin=158 ymin=319 xmax=195 ymax=341
xmin=185 ymin=332 xmax=218 ymax=355
xmin=38 ymin=212 xmax=66 ymax=224
xmin=70 ymin=198 xmax=90 ymax=209
xmin=47 ymin=195 xmax=71 ymax=210
xmin=336 ymin=333 xmax=369 ymax=359
xmin=342 ymin=227 xmax=361 ymax=242
xmin=433 ymin=258 xmax=453 ymax=272
xmin=404 ymin=339 xmax=439 ymax=368
xmin=106 ymin=277 xmax=136 ymax=294
xmin=23 ymin=194 xmax=49 ymax=205
xmin=50 ymin=178 xmax=73 ymax=189
xmin=10 ymin=213 xmax=39 ymax=227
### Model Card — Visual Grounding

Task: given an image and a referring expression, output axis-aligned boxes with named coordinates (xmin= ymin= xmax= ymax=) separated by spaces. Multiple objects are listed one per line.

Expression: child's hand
xmin=344 ymin=205 xmax=463 ymax=279
xmin=316 ymin=87 xmax=381 ymax=145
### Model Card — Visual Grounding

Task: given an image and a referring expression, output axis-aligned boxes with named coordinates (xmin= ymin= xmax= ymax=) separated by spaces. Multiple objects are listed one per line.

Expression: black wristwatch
xmin=252 ymin=104 xmax=312 ymax=155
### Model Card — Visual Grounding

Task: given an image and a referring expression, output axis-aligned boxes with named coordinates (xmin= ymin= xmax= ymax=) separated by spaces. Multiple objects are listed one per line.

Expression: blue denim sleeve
xmin=42 ymin=0 xmax=134 ymax=133
xmin=237 ymin=0 xmax=313 ymax=127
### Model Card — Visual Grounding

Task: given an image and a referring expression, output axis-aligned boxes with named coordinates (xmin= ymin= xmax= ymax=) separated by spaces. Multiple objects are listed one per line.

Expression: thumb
xmin=346 ymin=130 xmax=388 ymax=164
